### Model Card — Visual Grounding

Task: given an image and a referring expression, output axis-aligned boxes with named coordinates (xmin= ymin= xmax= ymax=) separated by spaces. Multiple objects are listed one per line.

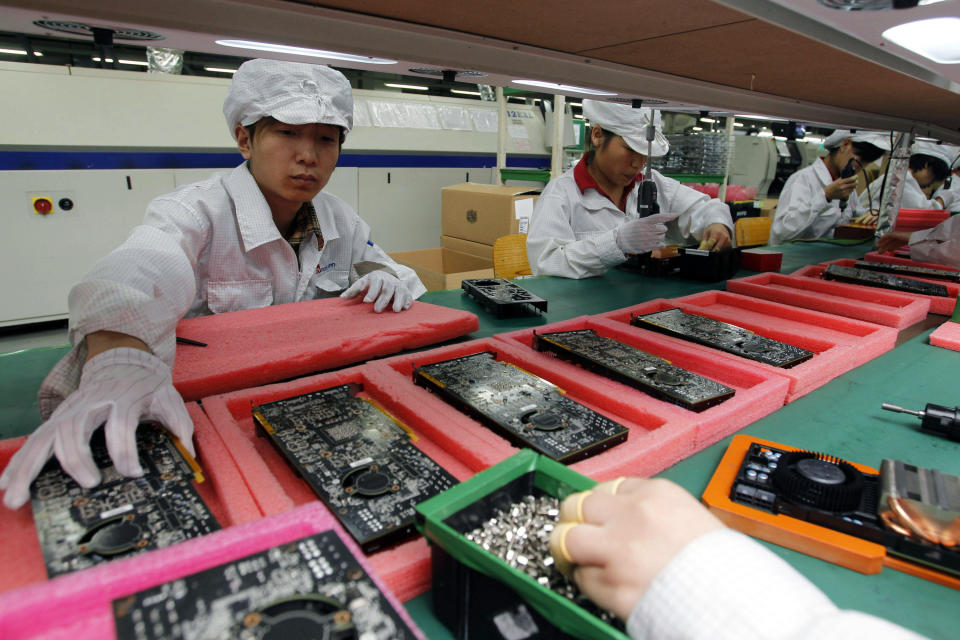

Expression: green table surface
xmin=2 ymin=239 xmax=956 ymax=639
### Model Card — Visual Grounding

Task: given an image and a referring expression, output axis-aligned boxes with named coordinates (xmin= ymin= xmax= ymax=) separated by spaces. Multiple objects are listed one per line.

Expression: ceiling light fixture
xmin=450 ymin=89 xmax=481 ymax=96
xmin=205 ymin=66 xmax=237 ymax=74
xmin=699 ymin=110 xmax=716 ymax=124
xmin=511 ymin=79 xmax=617 ymax=96
xmin=384 ymin=83 xmax=428 ymax=90
xmin=882 ymin=17 xmax=960 ymax=64
xmin=216 ymin=39 xmax=397 ymax=64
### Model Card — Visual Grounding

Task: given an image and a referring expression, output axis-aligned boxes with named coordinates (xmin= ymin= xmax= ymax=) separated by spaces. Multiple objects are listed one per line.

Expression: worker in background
xmin=876 ymin=213 xmax=960 ymax=267
xmin=861 ymin=140 xmax=954 ymax=213
xmin=931 ymin=145 xmax=960 ymax=212
xmin=551 ymin=477 xmax=926 ymax=639
xmin=0 ymin=59 xmax=426 ymax=510
xmin=526 ymin=100 xmax=733 ymax=279
xmin=769 ymin=129 xmax=889 ymax=245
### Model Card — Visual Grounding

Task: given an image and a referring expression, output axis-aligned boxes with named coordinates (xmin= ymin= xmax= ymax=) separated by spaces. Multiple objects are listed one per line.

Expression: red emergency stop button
xmin=33 ymin=197 xmax=53 ymax=215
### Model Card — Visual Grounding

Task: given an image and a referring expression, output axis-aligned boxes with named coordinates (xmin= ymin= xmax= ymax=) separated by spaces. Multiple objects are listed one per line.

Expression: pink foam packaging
xmin=863 ymin=251 xmax=960 ymax=273
xmin=726 ymin=272 xmax=930 ymax=329
xmin=930 ymin=321 xmax=960 ymax=351
xmin=199 ymin=364 xmax=475 ymax=602
xmin=0 ymin=403 xmax=261 ymax=595
xmin=368 ymin=336 xmax=728 ymax=480
xmin=792 ymin=259 xmax=960 ymax=315
xmin=494 ymin=316 xmax=789 ymax=451
xmin=0 ymin=502 xmax=425 ymax=640
xmin=173 ymin=298 xmax=478 ymax=401
xmin=599 ymin=292 xmax=897 ymax=402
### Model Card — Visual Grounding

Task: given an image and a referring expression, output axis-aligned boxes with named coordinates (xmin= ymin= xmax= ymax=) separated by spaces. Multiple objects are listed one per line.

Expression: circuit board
xmin=413 ymin=351 xmax=628 ymax=463
xmin=461 ymin=278 xmax=548 ymax=318
xmin=30 ymin=424 xmax=219 ymax=578
xmin=532 ymin=329 xmax=735 ymax=412
xmin=630 ymin=308 xmax=814 ymax=368
xmin=853 ymin=260 xmax=960 ymax=283
xmin=253 ymin=383 xmax=458 ymax=553
xmin=822 ymin=264 xmax=950 ymax=297
xmin=112 ymin=530 xmax=419 ymax=640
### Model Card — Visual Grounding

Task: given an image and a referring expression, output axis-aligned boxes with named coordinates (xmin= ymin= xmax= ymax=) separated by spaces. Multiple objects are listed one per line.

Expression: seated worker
xmin=876 ymin=213 xmax=960 ymax=268
xmin=862 ymin=140 xmax=953 ymax=213
xmin=551 ymin=477 xmax=925 ymax=639
xmin=769 ymin=129 xmax=889 ymax=245
xmin=932 ymin=145 xmax=960 ymax=211
xmin=526 ymin=100 xmax=733 ymax=279
xmin=0 ymin=59 xmax=426 ymax=510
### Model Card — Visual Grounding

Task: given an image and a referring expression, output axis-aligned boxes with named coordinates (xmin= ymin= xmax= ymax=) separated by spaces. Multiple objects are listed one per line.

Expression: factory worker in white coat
xmin=0 ymin=59 xmax=426 ymax=509
xmin=769 ymin=130 xmax=889 ymax=245
xmin=877 ymin=214 xmax=960 ymax=267
xmin=526 ymin=100 xmax=733 ymax=279
xmin=861 ymin=140 xmax=953 ymax=212
xmin=931 ymin=145 xmax=959 ymax=211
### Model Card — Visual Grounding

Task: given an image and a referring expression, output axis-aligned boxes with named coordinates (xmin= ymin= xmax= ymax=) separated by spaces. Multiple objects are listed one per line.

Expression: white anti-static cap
xmin=822 ymin=129 xmax=892 ymax=152
xmin=581 ymin=99 xmax=669 ymax=157
xmin=912 ymin=140 xmax=955 ymax=168
xmin=223 ymin=58 xmax=353 ymax=140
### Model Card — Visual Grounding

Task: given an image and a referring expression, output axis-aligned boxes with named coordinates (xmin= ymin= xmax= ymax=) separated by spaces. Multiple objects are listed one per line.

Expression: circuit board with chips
xmin=822 ymin=264 xmax=949 ymax=297
xmin=630 ymin=308 xmax=814 ymax=368
xmin=532 ymin=328 xmax=735 ymax=412
xmin=413 ymin=351 xmax=628 ymax=463
xmin=30 ymin=425 xmax=219 ymax=578
xmin=253 ymin=383 xmax=458 ymax=553
xmin=853 ymin=260 xmax=960 ymax=283
xmin=112 ymin=530 xmax=419 ymax=640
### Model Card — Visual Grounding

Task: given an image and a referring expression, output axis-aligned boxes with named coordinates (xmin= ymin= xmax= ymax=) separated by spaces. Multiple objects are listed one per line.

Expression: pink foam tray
xmin=494 ymin=316 xmax=789 ymax=452
xmin=598 ymin=291 xmax=897 ymax=402
xmin=862 ymin=251 xmax=960 ymax=273
xmin=199 ymin=363 xmax=475 ymax=602
xmin=0 ymin=403 xmax=261 ymax=596
xmin=930 ymin=321 xmax=960 ymax=351
xmin=172 ymin=297 xmax=478 ymax=401
xmin=792 ymin=259 xmax=960 ymax=315
xmin=726 ymin=272 xmax=930 ymax=329
xmin=0 ymin=502 xmax=424 ymax=640
xmin=368 ymin=336 xmax=739 ymax=482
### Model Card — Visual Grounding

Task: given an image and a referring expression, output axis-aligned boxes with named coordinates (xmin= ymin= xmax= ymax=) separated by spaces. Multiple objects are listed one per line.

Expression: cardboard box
xmin=759 ymin=197 xmax=778 ymax=218
xmin=442 ymin=183 xmax=539 ymax=246
xmin=390 ymin=248 xmax=493 ymax=291
xmin=442 ymin=235 xmax=493 ymax=260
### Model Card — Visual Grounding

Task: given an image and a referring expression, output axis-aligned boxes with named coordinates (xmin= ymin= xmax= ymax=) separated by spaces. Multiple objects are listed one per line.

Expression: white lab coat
xmin=38 ymin=163 xmax=425 ymax=416
xmin=769 ymin=158 xmax=863 ymax=245
xmin=862 ymin=171 xmax=944 ymax=212
xmin=526 ymin=167 xmax=733 ymax=279
xmin=933 ymin=180 xmax=960 ymax=211
xmin=908 ymin=214 xmax=960 ymax=267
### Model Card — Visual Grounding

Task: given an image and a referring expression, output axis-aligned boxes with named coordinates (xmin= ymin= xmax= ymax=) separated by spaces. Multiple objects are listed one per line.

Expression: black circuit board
xmin=30 ymin=425 xmax=219 ymax=578
xmin=532 ymin=329 xmax=735 ymax=412
xmin=253 ymin=384 xmax=458 ymax=553
xmin=729 ymin=443 xmax=960 ymax=579
xmin=112 ymin=530 xmax=418 ymax=640
xmin=461 ymin=278 xmax=548 ymax=318
xmin=822 ymin=264 xmax=950 ymax=297
xmin=630 ymin=308 xmax=814 ymax=368
xmin=413 ymin=351 xmax=628 ymax=463
xmin=853 ymin=260 xmax=960 ymax=283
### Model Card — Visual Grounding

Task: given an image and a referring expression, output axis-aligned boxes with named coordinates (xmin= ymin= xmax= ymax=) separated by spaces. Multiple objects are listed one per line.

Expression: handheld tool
xmin=882 ymin=402 xmax=960 ymax=441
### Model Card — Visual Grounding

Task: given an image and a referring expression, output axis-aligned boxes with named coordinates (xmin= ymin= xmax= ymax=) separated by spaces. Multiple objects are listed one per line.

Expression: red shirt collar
xmin=573 ymin=154 xmax=643 ymax=211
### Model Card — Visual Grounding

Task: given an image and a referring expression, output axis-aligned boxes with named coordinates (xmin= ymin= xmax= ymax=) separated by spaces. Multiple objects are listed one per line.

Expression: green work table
xmin=1 ymin=239 xmax=956 ymax=639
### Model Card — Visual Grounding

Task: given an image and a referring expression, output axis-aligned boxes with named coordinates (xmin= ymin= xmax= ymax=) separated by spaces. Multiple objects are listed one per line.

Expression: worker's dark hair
xmin=245 ymin=117 xmax=346 ymax=147
xmin=910 ymin=153 xmax=950 ymax=182
xmin=850 ymin=141 xmax=884 ymax=164
xmin=584 ymin=125 xmax=617 ymax=155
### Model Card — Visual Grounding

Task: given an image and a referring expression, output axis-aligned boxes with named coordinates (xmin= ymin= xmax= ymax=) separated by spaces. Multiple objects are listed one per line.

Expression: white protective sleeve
xmin=908 ymin=215 xmax=960 ymax=268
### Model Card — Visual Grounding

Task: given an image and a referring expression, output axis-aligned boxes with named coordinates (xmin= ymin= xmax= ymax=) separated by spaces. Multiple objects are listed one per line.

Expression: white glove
xmin=340 ymin=271 xmax=413 ymax=313
xmin=0 ymin=347 xmax=193 ymax=510
xmin=614 ymin=212 xmax=680 ymax=254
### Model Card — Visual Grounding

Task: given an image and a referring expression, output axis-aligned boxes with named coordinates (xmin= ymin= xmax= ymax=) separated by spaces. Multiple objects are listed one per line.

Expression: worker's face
xmin=911 ymin=164 xmax=936 ymax=189
xmin=236 ymin=118 xmax=341 ymax=209
xmin=592 ymin=127 xmax=647 ymax=187
xmin=837 ymin=140 xmax=862 ymax=172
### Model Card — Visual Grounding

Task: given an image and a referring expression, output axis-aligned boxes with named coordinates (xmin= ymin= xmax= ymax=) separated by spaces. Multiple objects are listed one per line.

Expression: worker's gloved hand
xmin=824 ymin=176 xmax=858 ymax=202
xmin=615 ymin=212 xmax=679 ymax=255
xmin=341 ymin=270 xmax=413 ymax=313
xmin=0 ymin=348 xmax=193 ymax=510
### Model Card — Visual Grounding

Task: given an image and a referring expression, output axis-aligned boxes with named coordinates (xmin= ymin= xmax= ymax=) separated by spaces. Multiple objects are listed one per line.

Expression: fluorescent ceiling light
xmin=882 ymin=18 xmax=960 ymax=64
xmin=568 ymin=102 xmax=582 ymax=107
xmin=692 ymin=126 xmax=704 ymax=131
xmin=216 ymin=39 xmax=397 ymax=64
xmin=0 ymin=48 xmax=26 ymax=55
xmin=92 ymin=57 xmax=114 ymax=62
xmin=573 ymin=114 xmax=584 ymax=120
xmin=451 ymin=89 xmax=481 ymax=96
xmin=205 ymin=66 xmax=237 ymax=74
xmin=699 ymin=116 xmax=717 ymax=123
xmin=118 ymin=59 xmax=148 ymax=66
xmin=511 ymin=79 xmax=617 ymax=96
xmin=733 ymin=121 xmax=744 ymax=127
xmin=384 ymin=83 xmax=428 ymax=90
xmin=758 ymin=130 xmax=774 ymax=137
xmin=734 ymin=113 xmax=788 ymax=122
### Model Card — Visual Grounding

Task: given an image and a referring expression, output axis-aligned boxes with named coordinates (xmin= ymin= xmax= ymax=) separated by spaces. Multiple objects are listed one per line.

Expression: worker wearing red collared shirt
xmin=527 ymin=100 xmax=733 ymax=279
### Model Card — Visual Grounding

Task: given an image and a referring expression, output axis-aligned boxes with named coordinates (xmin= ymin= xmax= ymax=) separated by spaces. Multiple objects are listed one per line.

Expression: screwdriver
xmin=881 ymin=402 xmax=960 ymax=441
